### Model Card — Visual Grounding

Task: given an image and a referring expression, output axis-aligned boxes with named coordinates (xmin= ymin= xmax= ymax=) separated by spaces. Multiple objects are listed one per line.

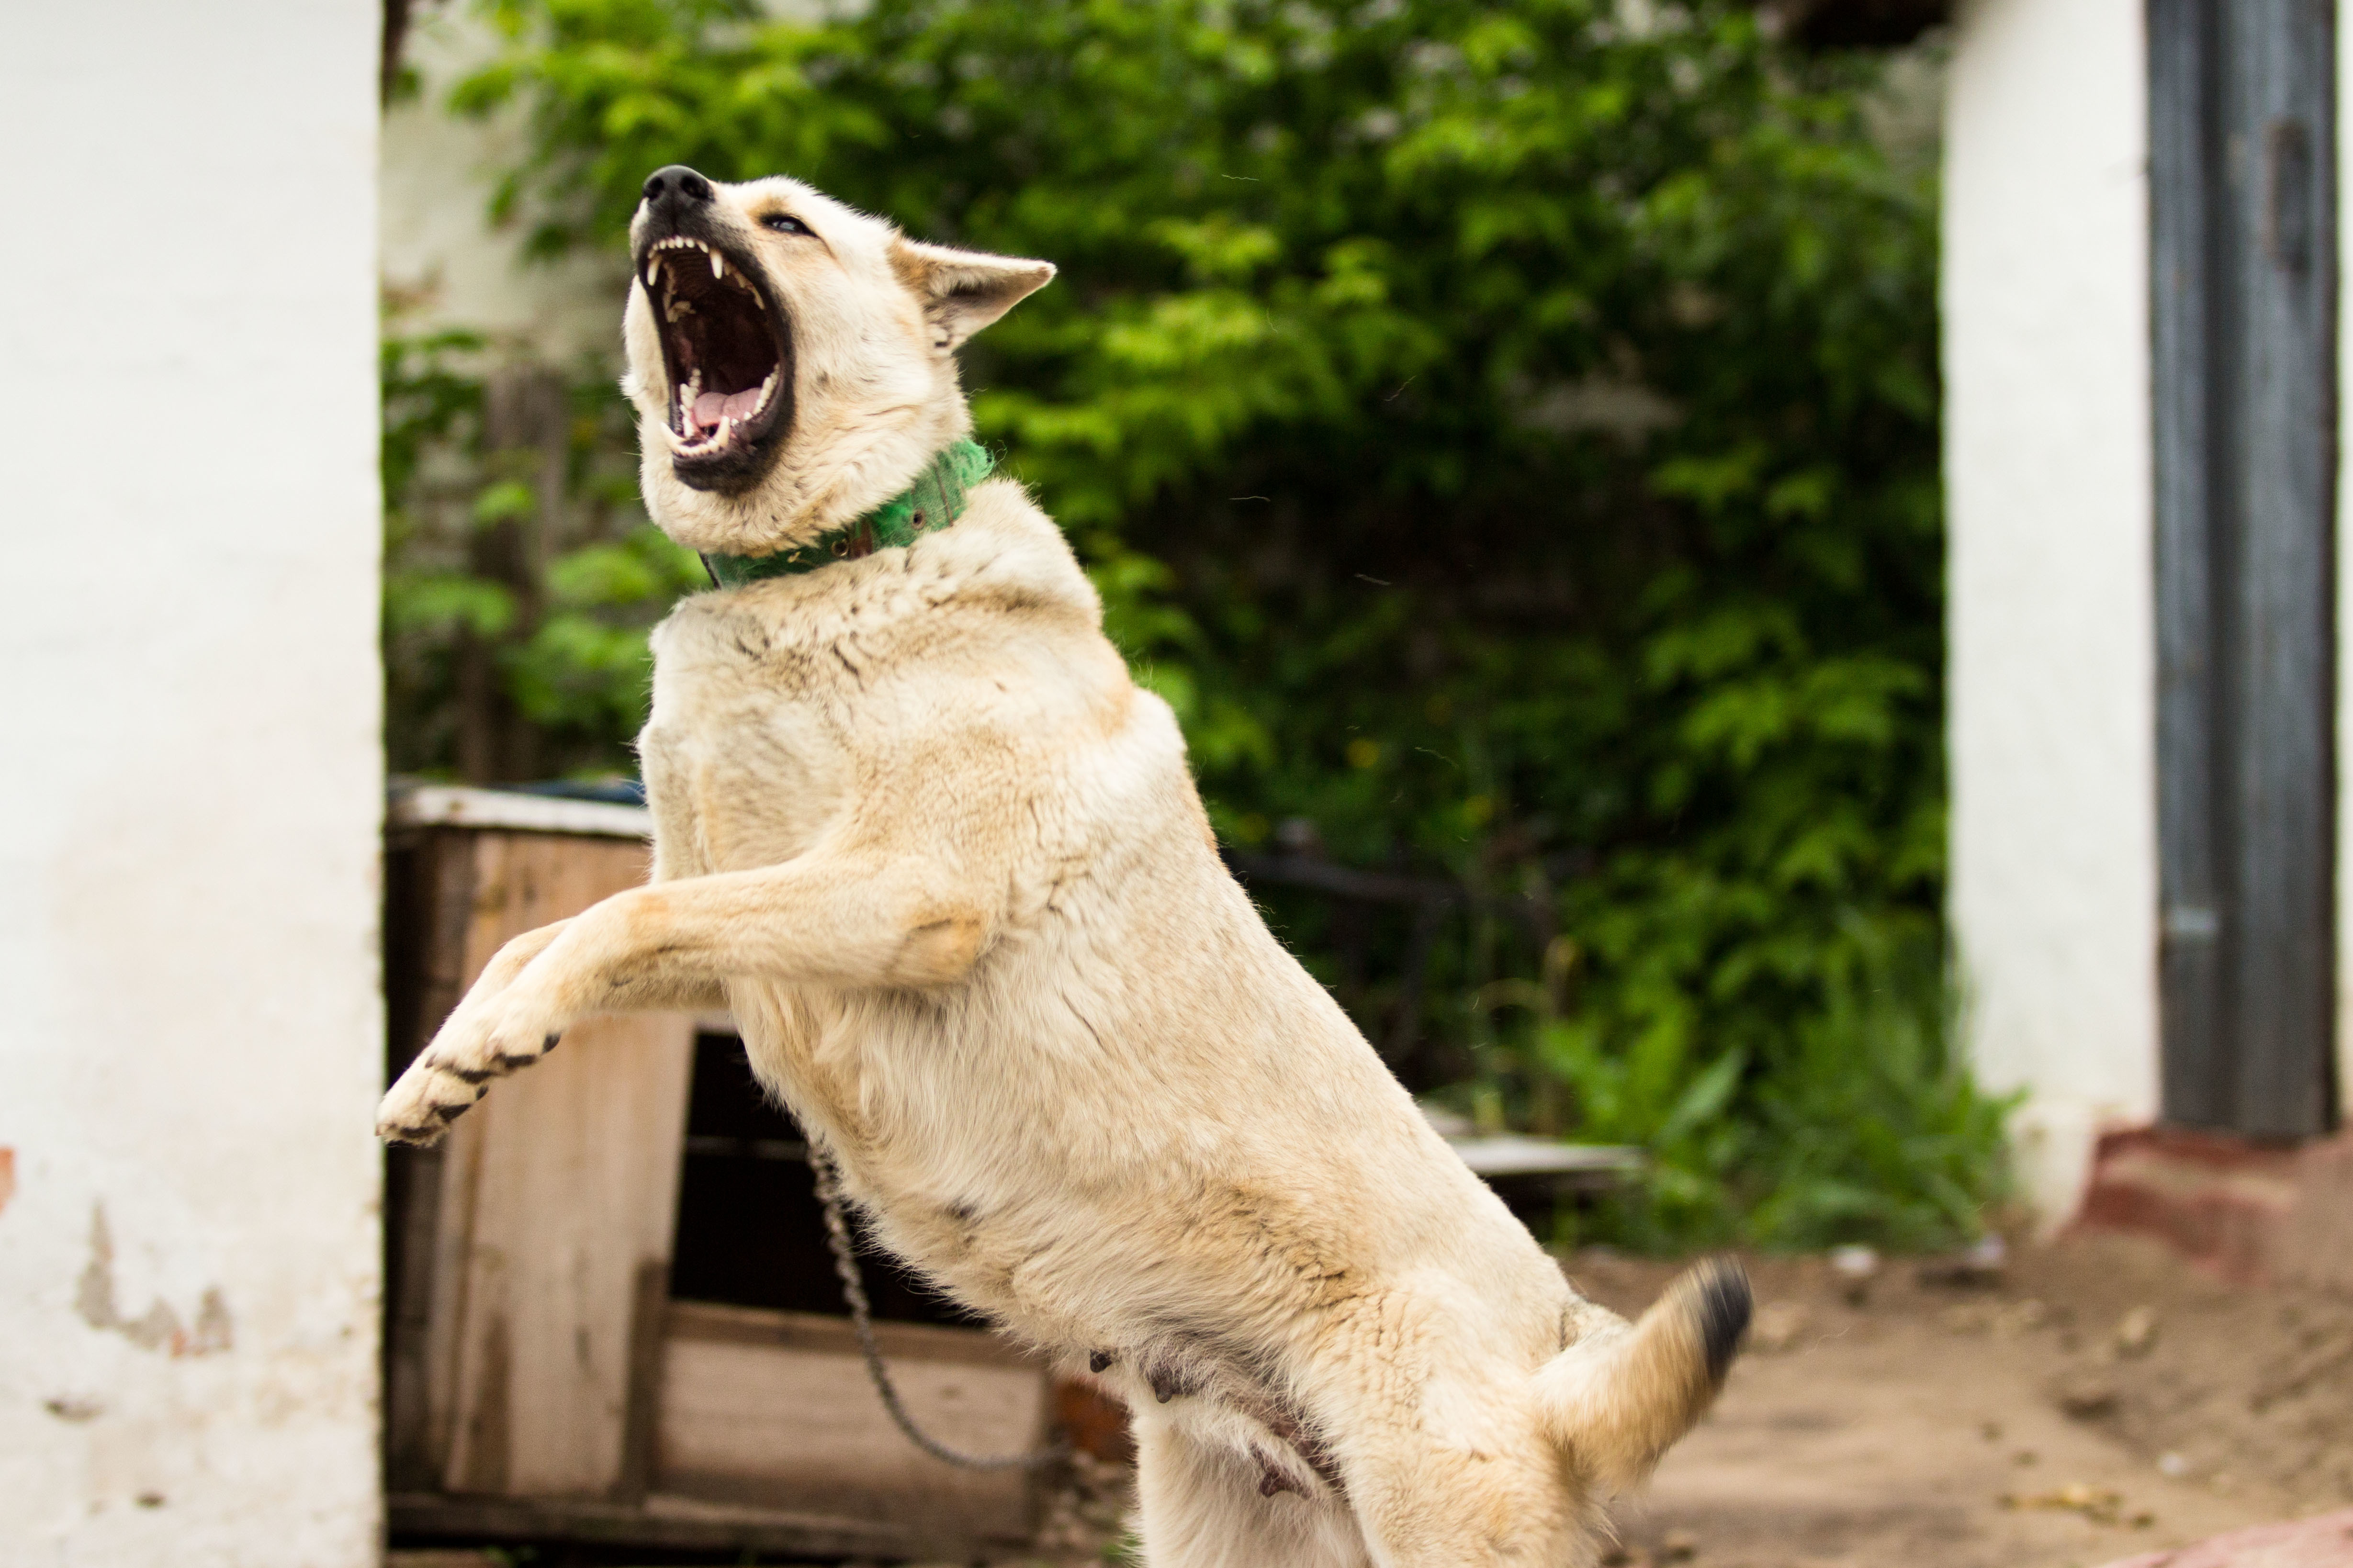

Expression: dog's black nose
xmin=643 ymin=165 xmax=714 ymax=207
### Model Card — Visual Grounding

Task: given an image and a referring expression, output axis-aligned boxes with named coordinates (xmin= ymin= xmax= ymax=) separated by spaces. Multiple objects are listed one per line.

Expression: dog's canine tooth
xmin=646 ymin=254 xmax=662 ymax=287
xmin=711 ymin=250 xmax=725 ymax=280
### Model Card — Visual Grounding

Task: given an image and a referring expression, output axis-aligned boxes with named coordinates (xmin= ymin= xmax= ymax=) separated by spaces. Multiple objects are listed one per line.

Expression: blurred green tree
xmin=384 ymin=0 xmax=2007 ymax=1248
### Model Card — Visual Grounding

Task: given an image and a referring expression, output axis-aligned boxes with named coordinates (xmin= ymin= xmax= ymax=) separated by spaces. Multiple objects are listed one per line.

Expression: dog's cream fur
xmin=378 ymin=170 xmax=1748 ymax=1567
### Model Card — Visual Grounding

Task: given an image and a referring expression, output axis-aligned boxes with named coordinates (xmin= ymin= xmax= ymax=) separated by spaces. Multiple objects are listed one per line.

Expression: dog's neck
xmin=699 ymin=440 xmax=995 ymax=588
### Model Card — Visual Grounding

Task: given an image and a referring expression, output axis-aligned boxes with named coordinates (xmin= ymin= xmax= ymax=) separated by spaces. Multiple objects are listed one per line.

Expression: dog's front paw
xmin=373 ymin=997 xmax=567 ymax=1145
xmin=374 ymin=1061 xmax=485 ymax=1146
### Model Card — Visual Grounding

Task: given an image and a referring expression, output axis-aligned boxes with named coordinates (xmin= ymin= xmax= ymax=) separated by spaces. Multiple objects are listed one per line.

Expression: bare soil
xmin=394 ymin=1233 xmax=2353 ymax=1567
xmin=1013 ymin=1232 xmax=2353 ymax=1568
xmin=1566 ymin=1234 xmax=2353 ymax=1568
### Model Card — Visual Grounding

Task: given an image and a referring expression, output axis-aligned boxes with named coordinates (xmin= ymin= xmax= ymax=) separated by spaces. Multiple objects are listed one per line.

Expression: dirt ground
xmin=1557 ymin=1234 xmax=2353 ymax=1568
xmin=1031 ymin=1232 xmax=2353 ymax=1568
xmin=396 ymin=1232 xmax=2353 ymax=1568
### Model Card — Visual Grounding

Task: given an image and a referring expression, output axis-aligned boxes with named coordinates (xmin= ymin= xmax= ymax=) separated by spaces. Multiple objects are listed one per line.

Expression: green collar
xmin=700 ymin=440 xmax=995 ymax=589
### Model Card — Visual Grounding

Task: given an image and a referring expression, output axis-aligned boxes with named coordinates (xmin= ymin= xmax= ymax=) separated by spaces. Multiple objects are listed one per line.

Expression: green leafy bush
xmin=383 ymin=330 xmax=705 ymax=778
xmin=396 ymin=0 xmax=2007 ymax=1247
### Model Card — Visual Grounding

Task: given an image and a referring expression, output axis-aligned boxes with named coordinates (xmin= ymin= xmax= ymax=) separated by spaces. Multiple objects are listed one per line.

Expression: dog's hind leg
xmin=1133 ymin=1418 xmax=1370 ymax=1568
xmin=1340 ymin=1426 xmax=1595 ymax=1568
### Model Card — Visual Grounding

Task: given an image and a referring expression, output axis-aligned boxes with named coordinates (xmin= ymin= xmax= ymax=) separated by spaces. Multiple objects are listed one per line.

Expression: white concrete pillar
xmin=0 ymin=3 xmax=385 ymax=1563
xmin=1944 ymin=0 xmax=2161 ymax=1221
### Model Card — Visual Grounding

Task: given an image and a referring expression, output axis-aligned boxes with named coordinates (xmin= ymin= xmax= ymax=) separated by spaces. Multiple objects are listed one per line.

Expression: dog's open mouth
xmin=640 ymin=233 xmax=792 ymax=490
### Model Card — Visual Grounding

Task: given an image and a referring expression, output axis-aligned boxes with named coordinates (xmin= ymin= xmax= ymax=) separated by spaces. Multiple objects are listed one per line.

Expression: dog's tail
xmin=1530 ymin=1256 xmax=1751 ymax=1494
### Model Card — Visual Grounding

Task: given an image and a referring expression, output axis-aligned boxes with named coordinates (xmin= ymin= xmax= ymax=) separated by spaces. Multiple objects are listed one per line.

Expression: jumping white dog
xmin=378 ymin=164 xmax=1749 ymax=1567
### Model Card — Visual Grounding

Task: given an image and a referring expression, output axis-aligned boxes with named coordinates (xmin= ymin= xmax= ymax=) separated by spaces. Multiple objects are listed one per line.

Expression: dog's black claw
xmin=446 ymin=1066 xmax=493 ymax=1085
xmin=1089 ymin=1350 xmax=1114 ymax=1374
xmin=543 ymin=1032 xmax=562 ymax=1054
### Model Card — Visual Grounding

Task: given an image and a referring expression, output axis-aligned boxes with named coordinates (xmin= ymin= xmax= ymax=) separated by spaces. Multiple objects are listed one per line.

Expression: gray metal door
xmin=2150 ymin=0 xmax=2337 ymax=1137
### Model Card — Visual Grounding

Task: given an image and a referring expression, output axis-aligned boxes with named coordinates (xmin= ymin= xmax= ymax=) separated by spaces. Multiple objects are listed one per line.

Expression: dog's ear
xmin=889 ymin=237 xmax=1056 ymax=353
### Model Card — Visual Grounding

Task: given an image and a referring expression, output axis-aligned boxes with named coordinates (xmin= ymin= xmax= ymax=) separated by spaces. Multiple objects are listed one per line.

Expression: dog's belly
xmin=697 ymin=796 xmax=1586 ymax=1508
xmin=724 ymin=935 xmax=1577 ymax=1375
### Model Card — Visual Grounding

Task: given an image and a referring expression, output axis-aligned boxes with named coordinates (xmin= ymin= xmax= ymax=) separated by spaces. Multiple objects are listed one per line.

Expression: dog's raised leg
xmin=375 ymin=846 xmax=997 ymax=1143
xmin=378 ymin=914 xmax=728 ymax=1141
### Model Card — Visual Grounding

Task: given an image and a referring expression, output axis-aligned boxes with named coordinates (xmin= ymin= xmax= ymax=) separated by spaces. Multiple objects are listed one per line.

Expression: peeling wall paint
xmin=75 ymin=1207 xmax=235 ymax=1358
xmin=0 ymin=2 xmax=383 ymax=1564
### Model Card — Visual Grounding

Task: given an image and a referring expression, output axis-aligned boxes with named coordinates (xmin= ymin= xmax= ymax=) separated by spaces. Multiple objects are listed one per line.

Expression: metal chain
xmin=808 ymin=1144 xmax=1070 ymax=1471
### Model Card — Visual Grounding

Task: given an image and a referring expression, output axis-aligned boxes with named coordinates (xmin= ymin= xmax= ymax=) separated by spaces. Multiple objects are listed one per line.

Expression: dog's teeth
xmin=755 ymin=370 xmax=778 ymax=412
xmin=645 ymin=255 xmax=661 ymax=287
xmin=717 ymin=416 xmax=735 ymax=443
xmin=711 ymin=251 xmax=725 ymax=280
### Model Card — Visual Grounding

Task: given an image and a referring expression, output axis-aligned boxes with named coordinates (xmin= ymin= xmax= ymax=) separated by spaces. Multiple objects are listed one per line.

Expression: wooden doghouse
xmin=382 ymin=786 xmax=1056 ymax=1559
xmin=380 ymin=785 xmax=1639 ymax=1556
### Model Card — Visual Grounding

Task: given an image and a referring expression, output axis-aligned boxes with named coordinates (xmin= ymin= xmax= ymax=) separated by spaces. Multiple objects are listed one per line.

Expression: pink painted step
xmin=2099 ymin=1509 xmax=2353 ymax=1568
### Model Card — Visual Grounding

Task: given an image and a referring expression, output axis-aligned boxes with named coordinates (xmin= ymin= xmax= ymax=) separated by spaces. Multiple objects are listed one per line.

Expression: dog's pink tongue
xmin=693 ymin=389 xmax=764 ymax=428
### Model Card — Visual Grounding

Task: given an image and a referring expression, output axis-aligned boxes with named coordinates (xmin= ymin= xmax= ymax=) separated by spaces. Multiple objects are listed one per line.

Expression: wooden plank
xmin=417 ymin=831 xmax=697 ymax=1499
xmin=387 ymin=1490 xmax=943 ymax=1558
xmin=655 ymin=1302 xmax=1047 ymax=1541
xmin=2217 ymin=0 xmax=2335 ymax=1138
xmin=2151 ymin=0 xmax=2232 ymax=1129
xmin=390 ymin=784 xmax=653 ymax=840
xmin=385 ymin=829 xmax=479 ymax=1492
xmin=668 ymin=1298 xmax=1035 ymax=1368
xmin=2150 ymin=0 xmax=2338 ymax=1136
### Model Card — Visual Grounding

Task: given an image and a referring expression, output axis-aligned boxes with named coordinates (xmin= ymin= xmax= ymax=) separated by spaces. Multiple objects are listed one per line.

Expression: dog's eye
xmin=762 ymin=213 xmax=813 ymax=236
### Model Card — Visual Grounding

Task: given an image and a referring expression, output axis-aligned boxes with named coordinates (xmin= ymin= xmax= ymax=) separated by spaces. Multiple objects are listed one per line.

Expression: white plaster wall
xmin=0 ymin=3 xmax=384 ymax=1564
xmin=1944 ymin=0 xmax=2160 ymax=1221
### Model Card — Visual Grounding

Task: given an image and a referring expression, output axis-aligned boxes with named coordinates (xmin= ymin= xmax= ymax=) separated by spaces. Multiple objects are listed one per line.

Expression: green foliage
xmin=383 ymin=330 xmax=704 ymax=778
xmin=410 ymin=0 xmax=2005 ymax=1247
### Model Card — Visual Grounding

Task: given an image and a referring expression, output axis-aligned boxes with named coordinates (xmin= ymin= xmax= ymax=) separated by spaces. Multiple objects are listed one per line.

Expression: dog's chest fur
xmin=642 ymin=482 xmax=1142 ymax=876
xmin=640 ymin=483 xmax=1225 ymax=1327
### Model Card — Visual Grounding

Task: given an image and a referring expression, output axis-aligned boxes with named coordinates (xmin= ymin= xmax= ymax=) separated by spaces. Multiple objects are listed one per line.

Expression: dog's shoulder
xmin=906 ymin=476 xmax=1101 ymax=626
